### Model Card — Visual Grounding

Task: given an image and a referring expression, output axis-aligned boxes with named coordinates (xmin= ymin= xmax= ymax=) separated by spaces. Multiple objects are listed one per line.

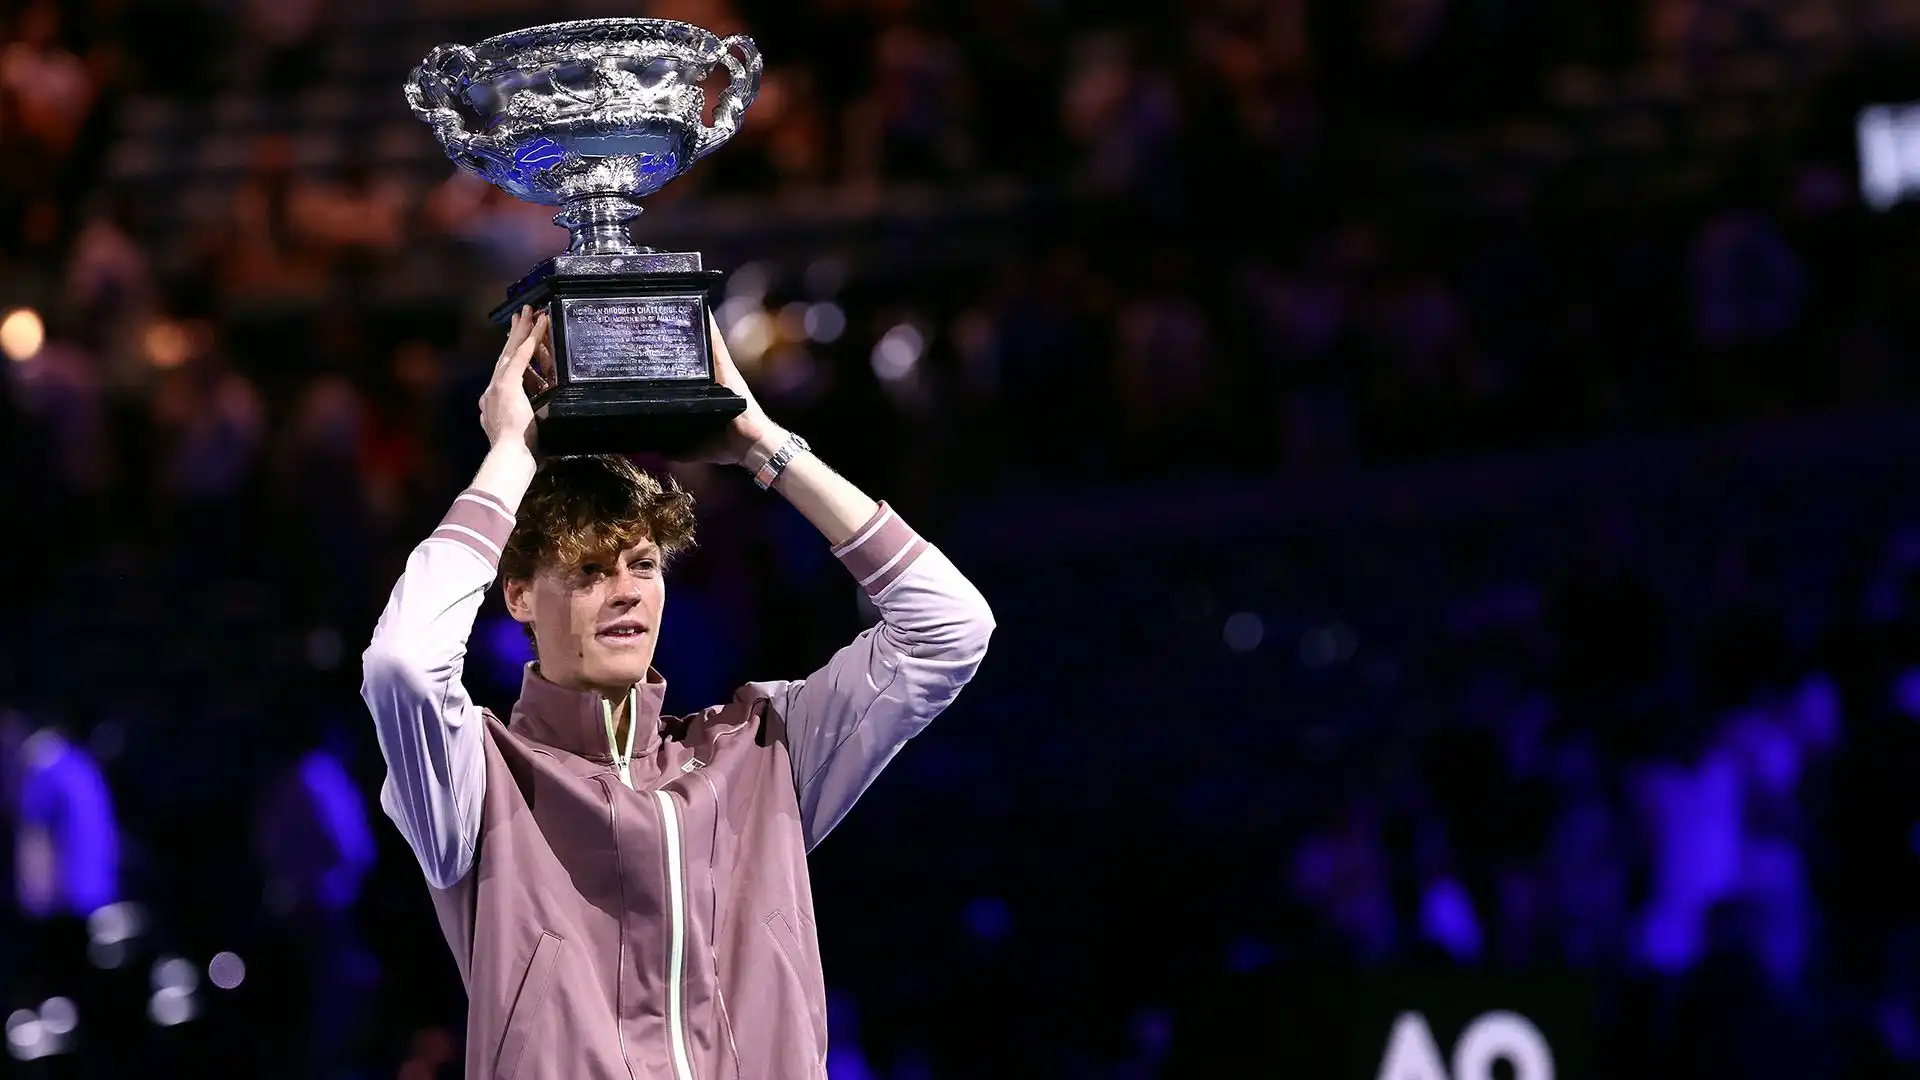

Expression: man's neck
xmin=532 ymin=663 xmax=638 ymax=747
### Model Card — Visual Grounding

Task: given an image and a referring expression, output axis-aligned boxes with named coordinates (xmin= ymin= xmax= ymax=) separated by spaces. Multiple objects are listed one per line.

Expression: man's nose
xmin=608 ymin=567 xmax=647 ymax=600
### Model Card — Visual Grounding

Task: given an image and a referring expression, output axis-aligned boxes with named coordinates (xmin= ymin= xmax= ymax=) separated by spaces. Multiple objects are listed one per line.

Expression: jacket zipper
xmin=605 ymin=691 xmax=695 ymax=1080
xmin=601 ymin=691 xmax=638 ymax=789
xmin=601 ymin=693 xmax=642 ymax=1078
xmin=599 ymin=776 xmax=640 ymax=1080
xmin=654 ymin=789 xmax=696 ymax=1080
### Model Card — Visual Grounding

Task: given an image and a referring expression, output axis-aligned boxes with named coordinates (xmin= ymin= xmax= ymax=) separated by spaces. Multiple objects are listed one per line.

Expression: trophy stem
xmin=555 ymin=194 xmax=646 ymax=255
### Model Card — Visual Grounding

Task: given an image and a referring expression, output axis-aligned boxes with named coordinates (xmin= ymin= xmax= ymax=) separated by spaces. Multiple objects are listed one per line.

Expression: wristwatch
xmin=751 ymin=431 xmax=810 ymax=490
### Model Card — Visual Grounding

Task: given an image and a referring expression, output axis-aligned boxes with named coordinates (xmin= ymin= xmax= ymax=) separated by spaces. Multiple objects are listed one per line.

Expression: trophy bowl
xmin=405 ymin=18 xmax=762 ymax=237
xmin=402 ymin=18 xmax=764 ymax=457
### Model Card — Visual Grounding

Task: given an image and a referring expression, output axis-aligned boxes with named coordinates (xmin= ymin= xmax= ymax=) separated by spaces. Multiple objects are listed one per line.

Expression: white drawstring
xmin=601 ymin=686 xmax=639 ymax=789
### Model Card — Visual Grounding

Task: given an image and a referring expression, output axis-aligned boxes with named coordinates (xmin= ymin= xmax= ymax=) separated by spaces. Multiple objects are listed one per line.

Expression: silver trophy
xmin=406 ymin=18 xmax=763 ymax=455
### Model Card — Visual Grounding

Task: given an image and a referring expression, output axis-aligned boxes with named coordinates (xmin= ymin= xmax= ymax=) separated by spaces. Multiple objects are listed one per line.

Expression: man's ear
xmin=502 ymin=575 xmax=536 ymax=625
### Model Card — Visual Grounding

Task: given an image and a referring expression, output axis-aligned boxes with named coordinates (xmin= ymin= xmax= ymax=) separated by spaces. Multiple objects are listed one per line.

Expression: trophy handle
xmin=692 ymin=34 xmax=762 ymax=161
xmin=405 ymin=43 xmax=491 ymax=165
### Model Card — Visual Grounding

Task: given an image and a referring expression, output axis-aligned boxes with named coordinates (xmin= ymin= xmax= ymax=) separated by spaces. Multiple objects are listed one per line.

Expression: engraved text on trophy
xmin=561 ymin=296 xmax=708 ymax=382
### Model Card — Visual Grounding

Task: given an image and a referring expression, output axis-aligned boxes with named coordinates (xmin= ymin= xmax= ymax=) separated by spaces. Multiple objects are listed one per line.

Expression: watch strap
xmin=750 ymin=430 xmax=809 ymax=490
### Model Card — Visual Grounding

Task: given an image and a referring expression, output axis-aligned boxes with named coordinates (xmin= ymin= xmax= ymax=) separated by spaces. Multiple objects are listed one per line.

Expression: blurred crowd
xmin=8 ymin=0 xmax=1920 ymax=512
xmin=8 ymin=0 xmax=1920 ymax=1075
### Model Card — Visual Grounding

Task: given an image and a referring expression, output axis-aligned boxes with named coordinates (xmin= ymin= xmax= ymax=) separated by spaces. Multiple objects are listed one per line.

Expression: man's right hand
xmin=481 ymin=305 xmax=550 ymax=454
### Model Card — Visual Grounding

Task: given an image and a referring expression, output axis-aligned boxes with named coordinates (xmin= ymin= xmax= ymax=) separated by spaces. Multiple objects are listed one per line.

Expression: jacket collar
xmin=509 ymin=662 xmax=668 ymax=762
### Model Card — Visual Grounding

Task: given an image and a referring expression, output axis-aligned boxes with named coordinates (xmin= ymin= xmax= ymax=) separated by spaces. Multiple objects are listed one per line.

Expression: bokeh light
xmin=208 ymin=951 xmax=246 ymax=990
xmin=803 ymin=303 xmax=846 ymax=343
xmin=1223 ymin=612 xmax=1264 ymax=654
xmin=0 ymin=308 xmax=44 ymax=363
xmin=37 ymin=998 xmax=76 ymax=1037
xmin=870 ymin=323 xmax=923 ymax=382
xmin=143 ymin=318 xmax=193 ymax=369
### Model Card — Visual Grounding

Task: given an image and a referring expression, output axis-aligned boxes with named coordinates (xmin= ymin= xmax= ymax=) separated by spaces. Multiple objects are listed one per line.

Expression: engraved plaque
xmin=560 ymin=296 xmax=708 ymax=382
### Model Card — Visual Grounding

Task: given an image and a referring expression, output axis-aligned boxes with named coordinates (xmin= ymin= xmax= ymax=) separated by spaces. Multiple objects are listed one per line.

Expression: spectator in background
xmin=277 ymin=373 xmax=376 ymax=624
xmin=423 ymin=170 xmax=564 ymax=278
xmin=242 ymin=0 xmax=323 ymax=99
xmin=297 ymin=150 xmax=409 ymax=270
xmin=0 ymin=2 xmax=96 ymax=169
xmin=254 ymin=732 xmax=377 ymax=924
xmin=0 ymin=714 xmax=117 ymax=1027
xmin=150 ymin=342 xmax=267 ymax=577
xmin=253 ymin=721 xmax=379 ymax=1078
xmin=1686 ymin=203 xmax=1808 ymax=412
xmin=1059 ymin=31 xmax=1184 ymax=206
xmin=1291 ymin=796 xmax=1397 ymax=965
xmin=64 ymin=193 xmax=155 ymax=388
xmin=844 ymin=18 xmax=973 ymax=186
xmin=1536 ymin=739 xmax=1633 ymax=969
xmin=1236 ymin=254 xmax=1355 ymax=472
xmin=151 ymin=348 xmax=265 ymax=501
xmin=824 ymin=990 xmax=877 ymax=1080
xmin=1718 ymin=677 xmax=1834 ymax=995
xmin=1113 ymin=258 xmax=1218 ymax=467
xmin=8 ymin=324 xmax=111 ymax=525
xmin=1629 ymin=711 xmax=1743 ymax=976
xmin=1409 ymin=822 xmax=1486 ymax=966
xmin=977 ymin=246 xmax=1108 ymax=478
xmin=14 ymin=722 xmax=119 ymax=921
xmin=217 ymin=133 xmax=327 ymax=302
xmin=759 ymin=69 xmax=833 ymax=190
xmin=0 ymin=713 xmax=18 ymax=995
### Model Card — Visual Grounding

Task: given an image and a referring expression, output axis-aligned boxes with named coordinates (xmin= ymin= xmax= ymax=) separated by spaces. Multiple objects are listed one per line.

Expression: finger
xmin=496 ymin=309 xmax=540 ymax=380
xmin=495 ymin=312 xmax=523 ymax=373
xmin=533 ymin=336 xmax=555 ymax=383
xmin=527 ymin=326 xmax=554 ymax=386
xmin=529 ymin=310 xmax=550 ymax=362
xmin=496 ymin=306 xmax=532 ymax=371
xmin=506 ymin=311 xmax=548 ymax=379
xmin=706 ymin=312 xmax=746 ymax=386
xmin=523 ymin=363 xmax=549 ymax=398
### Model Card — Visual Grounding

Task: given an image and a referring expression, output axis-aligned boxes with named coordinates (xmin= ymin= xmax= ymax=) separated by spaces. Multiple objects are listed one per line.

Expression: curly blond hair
xmin=500 ymin=455 xmax=697 ymax=584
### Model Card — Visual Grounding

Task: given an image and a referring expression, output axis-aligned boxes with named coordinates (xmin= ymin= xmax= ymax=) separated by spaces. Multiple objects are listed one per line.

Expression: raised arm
xmin=777 ymin=497 xmax=992 ymax=850
xmin=698 ymin=320 xmax=994 ymax=849
xmin=359 ymin=308 xmax=546 ymax=888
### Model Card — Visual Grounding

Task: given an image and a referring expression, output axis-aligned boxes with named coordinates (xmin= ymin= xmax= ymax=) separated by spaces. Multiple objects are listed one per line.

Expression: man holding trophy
xmin=361 ymin=19 xmax=994 ymax=1079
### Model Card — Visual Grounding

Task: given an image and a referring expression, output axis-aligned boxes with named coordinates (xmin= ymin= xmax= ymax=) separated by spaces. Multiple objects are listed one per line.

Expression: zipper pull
xmin=602 ymin=695 xmax=638 ymax=791
xmin=617 ymin=686 xmax=639 ymax=789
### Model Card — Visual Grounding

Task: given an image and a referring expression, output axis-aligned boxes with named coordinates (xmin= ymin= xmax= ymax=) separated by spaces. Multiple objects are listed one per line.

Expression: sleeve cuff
xmin=430 ymin=489 xmax=517 ymax=570
xmin=832 ymin=502 xmax=929 ymax=598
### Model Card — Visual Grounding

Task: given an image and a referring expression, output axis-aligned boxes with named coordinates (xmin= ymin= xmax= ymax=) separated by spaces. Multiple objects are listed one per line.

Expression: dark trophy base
xmin=531 ymin=382 xmax=745 ymax=457
xmin=490 ymin=250 xmax=748 ymax=457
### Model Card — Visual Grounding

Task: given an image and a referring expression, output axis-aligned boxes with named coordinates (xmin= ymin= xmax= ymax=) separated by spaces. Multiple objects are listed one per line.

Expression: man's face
xmin=504 ymin=540 xmax=665 ymax=694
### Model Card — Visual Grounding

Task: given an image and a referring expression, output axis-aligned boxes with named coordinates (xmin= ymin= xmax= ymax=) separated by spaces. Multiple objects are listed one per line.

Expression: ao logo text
xmin=1376 ymin=1010 xmax=1553 ymax=1080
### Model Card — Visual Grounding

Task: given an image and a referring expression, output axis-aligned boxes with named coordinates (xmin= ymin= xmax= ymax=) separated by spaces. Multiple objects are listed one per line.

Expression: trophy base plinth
xmin=533 ymin=382 xmax=747 ymax=457
xmin=490 ymin=250 xmax=747 ymax=457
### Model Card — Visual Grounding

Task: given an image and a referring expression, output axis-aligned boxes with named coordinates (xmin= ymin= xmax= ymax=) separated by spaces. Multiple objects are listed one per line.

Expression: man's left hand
xmin=684 ymin=313 xmax=777 ymax=467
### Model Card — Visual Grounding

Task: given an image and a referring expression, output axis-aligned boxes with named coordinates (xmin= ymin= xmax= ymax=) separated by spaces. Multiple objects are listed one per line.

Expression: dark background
xmin=7 ymin=0 xmax=1920 ymax=1075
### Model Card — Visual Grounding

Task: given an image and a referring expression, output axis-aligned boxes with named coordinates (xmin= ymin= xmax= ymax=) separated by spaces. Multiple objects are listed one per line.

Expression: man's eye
xmin=578 ymin=564 xmax=604 ymax=577
xmin=636 ymin=560 xmax=657 ymax=573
